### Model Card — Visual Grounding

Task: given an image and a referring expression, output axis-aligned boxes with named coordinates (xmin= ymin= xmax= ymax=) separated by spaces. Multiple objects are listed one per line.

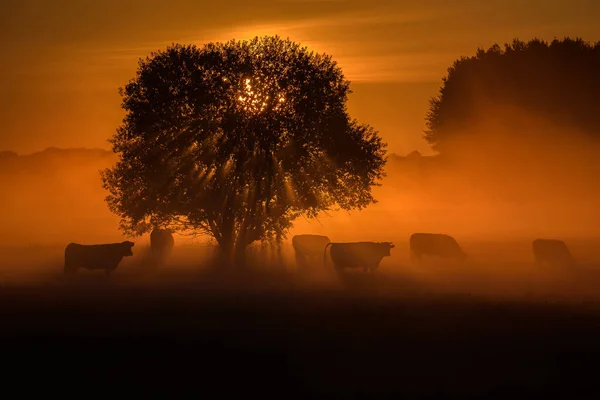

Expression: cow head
xmin=121 ymin=241 xmax=135 ymax=256
xmin=382 ymin=242 xmax=395 ymax=256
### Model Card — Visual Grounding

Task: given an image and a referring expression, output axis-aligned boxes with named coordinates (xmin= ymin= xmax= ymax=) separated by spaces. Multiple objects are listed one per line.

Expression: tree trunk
xmin=270 ymin=233 xmax=284 ymax=267
xmin=214 ymin=234 xmax=249 ymax=272
xmin=209 ymin=215 xmax=257 ymax=274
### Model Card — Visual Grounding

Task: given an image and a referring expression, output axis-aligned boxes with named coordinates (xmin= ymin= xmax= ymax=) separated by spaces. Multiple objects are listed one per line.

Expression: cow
xmin=64 ymin=241 xmax=135 ymax=275
xmin=409 ymin=233 xmax=467 ymax=263
xmin=532 ymin=239 xmax=574 ymax=267
xmin=324 ymin=242 xmax=394 ymax=273
xmin=150 ymin=228 xmax=175 ymax=268
xmin=292 ymin=234 xmax=331 ymax=270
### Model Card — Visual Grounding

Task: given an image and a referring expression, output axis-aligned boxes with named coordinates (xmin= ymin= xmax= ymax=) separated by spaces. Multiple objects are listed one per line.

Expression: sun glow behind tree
xmin=102 ymin=36 xmax=387 ymax=266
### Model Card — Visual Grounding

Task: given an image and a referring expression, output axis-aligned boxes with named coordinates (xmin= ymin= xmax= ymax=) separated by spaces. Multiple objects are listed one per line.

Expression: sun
xmin=236 ymin=77 xmax=285 ymax=114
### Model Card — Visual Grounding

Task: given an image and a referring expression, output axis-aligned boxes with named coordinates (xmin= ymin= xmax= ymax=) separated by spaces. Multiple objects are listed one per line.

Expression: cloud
xmin=45 ymin=7 xmax=444 ymax=84
xmin=335 ymin=54 xmax=458 ymax=83
xmin=191 ymin=8 xmax=435 ymax=42
xmin=178 ymin=9 xmax=446 ymax=83
xmin=7 ymin=0 xmax=600 ymax=86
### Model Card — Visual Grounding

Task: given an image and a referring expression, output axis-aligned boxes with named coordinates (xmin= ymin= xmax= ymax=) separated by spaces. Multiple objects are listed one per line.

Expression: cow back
xmin=65 ymin=242 xmax=133 ymax=270
xmin=532 ymin=239 xmax=573 ymax=264
xmin=410 ymin=233 xmax=465 ymax=258
xmin=292 ymin=234 xmax=331 ymax=256
xmin=329 ymin=242 xmax=393 ymax=268
xmin=151 ymin=229 xmax=175 ymax=253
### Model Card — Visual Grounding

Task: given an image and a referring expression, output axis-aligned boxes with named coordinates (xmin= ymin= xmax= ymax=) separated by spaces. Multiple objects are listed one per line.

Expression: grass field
xmin=1 ymin=237 xmax=600 ymax=396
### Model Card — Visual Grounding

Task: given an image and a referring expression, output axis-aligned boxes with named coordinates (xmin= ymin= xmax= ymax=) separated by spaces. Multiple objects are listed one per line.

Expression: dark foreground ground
xmin=2 ymin=269 xmax=600 ymax=398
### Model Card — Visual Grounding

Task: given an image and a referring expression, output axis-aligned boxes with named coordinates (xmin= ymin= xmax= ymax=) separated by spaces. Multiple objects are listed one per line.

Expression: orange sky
xmin=2 ymin=0 xmax=600 ymax=156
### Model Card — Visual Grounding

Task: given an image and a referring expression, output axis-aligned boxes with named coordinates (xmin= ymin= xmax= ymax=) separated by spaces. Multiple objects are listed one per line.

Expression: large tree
xmin=425 ymin=37 xmax=600 ymax=154
xmin=101 ymin=36 xmax=386 ymax=265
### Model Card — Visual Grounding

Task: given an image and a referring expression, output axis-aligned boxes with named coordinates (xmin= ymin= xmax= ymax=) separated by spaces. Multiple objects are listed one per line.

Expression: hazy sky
xmin=2 ymin=0 xmax=599 ymax=155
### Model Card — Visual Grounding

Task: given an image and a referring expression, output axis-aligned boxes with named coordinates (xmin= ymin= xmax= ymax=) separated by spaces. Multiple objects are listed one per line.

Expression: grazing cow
xmin=150 ymin=228 xmax=175 ymax=267
xmin=292 ymin=234 xmax=331 ymax=269
xmin=324 ymin=242 xmax=394 ymax=273
xmin=64 ymin=241 xmax=135 ymax=275
xmin=532 ymin=239 xmax=574 ymax=267
xmin=410 ymin=233 xmax=467 ymax=263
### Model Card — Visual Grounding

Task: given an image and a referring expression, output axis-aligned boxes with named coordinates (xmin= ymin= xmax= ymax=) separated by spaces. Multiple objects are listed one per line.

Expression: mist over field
xmin=5 ymin=1 xmax=600 ymax=393
xmin=1 ymin=111 xmax=598 ymax=302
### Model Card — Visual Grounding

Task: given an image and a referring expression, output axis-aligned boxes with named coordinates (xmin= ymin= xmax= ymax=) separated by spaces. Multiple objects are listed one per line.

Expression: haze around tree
xmin=425 ymin=37 xmax=600 ymax=156
xmin=101 ymin=36 xmax=387 ymax=265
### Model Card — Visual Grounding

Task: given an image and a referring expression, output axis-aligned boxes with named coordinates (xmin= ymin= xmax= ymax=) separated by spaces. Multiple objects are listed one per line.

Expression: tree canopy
xmin=101 ymin=36 xmax=386 ymax=263
xmin=425 ymin=37 xmax=600 ymax=154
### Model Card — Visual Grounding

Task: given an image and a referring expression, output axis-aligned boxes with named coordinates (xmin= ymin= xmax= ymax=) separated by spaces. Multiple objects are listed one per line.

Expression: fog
xmin=294 ymin=108 xmax=599 ymax=242
xmin=1 ymin=112 xmax=599 ymax=301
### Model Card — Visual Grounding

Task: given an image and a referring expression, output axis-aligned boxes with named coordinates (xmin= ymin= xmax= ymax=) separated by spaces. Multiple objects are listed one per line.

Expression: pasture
xmin=1 ymin=235 xmax=600 ymax=395
xmin=2 ymin=235 xmax=599 ymax=301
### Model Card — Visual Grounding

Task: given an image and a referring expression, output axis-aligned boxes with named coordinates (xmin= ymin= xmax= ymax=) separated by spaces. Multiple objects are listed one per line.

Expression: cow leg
xmin=534 ymin=255 xmax=543 ymax=267
xmin=295 ymin=253 xmax=305 ymax=272
xmin=410 ymin=251 xmax=421 ymax=265
xmin=333 ymin=264 xmax=344 ymax=275
xmin=64 ymin=262 xmax=77 ymax=276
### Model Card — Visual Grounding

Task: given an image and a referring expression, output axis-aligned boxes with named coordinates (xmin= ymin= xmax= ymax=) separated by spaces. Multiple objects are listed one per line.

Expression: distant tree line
xmin=425 ymin=37 xmax=600 ymax=154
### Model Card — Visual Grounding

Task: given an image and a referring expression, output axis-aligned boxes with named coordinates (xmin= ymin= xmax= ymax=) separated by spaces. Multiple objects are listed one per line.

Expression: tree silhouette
xmin=101 ymin=36 xmax=386 ymax=266
xmin=425 ymin=37 xmax=600 ymax=154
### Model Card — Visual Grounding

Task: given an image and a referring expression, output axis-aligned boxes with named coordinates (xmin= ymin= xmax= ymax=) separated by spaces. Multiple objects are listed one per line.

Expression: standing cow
xmin=150 ymin=228 xmax=175 ymax=268
xmin=64 ymin=241 xmax=135 ymax=275
xmin=292 ymin=234 xmax=331 ymax=270
xmin=409 ymin=233 xmax=467 ymax=263
xmin=324 ymin=242 xmax=394 ymax=273
xmin=532 ymin=239 xmax=574 ymax=267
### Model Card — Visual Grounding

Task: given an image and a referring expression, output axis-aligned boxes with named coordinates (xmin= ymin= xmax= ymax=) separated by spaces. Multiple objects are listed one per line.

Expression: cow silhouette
xmin=150 ymin=228 xmax=175 ymax=268
xmin=292 ymin=234 xmax=331 ymax=270
xmin=409 ymin=233 xmax=467 ymax=263
xmin=324 ymin=242 xmax=394 ymax=273
xmin=64 ymin=241 xmax=135 ymax=275
xmin=532 ymin=239 xmax=574 ymax=267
